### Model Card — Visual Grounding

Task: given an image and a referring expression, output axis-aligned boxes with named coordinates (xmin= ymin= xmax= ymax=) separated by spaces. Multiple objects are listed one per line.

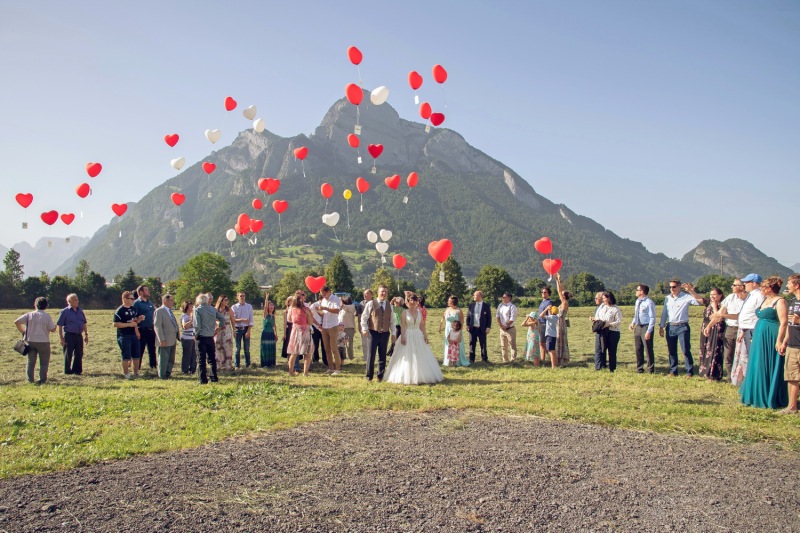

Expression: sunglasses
xmin=669 ymin=285 xmax=679 ymax=289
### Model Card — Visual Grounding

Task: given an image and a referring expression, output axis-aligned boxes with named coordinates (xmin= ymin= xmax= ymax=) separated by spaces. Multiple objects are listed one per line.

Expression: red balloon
xmin=15 ymin=193 xmax=33 ymax=208
xmin=164 ymin=134 xmax=179 ymax=147
xmin=367 ymin=144 xmax=383 ymax=159
xmin=419 ymin=102 xmax=432 ymax=120
xmin=345 ymin=83 xmax=363 ymax=105
xmin=356 ymin=177 xmax=370 ymax=194
xmin=252 ymin=198 xmax=263 ymax=210
xmin=293 ymin=146 xmax=308 ymax=160
xmin=347 ymin=46 xmax=362 ymax=65
xmin=392 ymin=254 xmax=407 ymax=269
xmin=61 ymin=213 xmax=75 ymax=225
xmin=202 ymin=162 xmax=216 ymax=174
xmin=224 ymin=96 xmax=237 ymax=111
xmin=237 ymin=213 xmax=251 ymax=233
xmin=250 ymin=219 xmax=264 ymax=233
xmin=40 ymin=210 xmax=58 ymax=225
xmin=408 ymin=71 xmax=423 ymax=90
xmin=75 ymin=183 xmax=90 ymax=198
xmin=534 ymin=237 xmax=553 ymax=255
xmin=347 ymin=133 xmax=360 ymax=148
xmin=384 ymin=175 xmax=400 ymax=190
xmin=235 ymin=222 xmax=248 ymax=235
xmin=428 ymin=239 xmax=453 ymax=263
xmin=430 ymin=113 xmax=445 ymax=127
xmin=86 ymin=162 xmax=102 ymax=178
xmin=265 ymin=178 xmax=280 ymax=195
xmin=305 ymin=275 xmax=327 ymax=294
xmin=407 ymin=172 xmax=419 ymax=188
xmin=320 ymin=183 xmax=334 ymax=199
xmin=171 ymin=193 xmax=185 ymax=206
xmin=258 ymin=178 xmax=268 ymax=191
xmin=272 ymin=200 xmax=288 ymax=214
xmin=432 ymin=64 xmax=448 ymax=84
xmin=111 ymin=203 xmax=127 ymax=217
xmin=542 ymin=258 xmax=563 ymax=276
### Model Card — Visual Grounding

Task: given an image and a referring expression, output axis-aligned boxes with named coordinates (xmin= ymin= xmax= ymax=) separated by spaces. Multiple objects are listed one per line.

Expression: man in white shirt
xmin=309 ymin=299 xmax=327 ymax=366
xmin=495 ymin=292 xmax=518 ymax=362
xmin=358 ymin=289 xmax=373 ymax=362
xmin=658 ymin=279 xmax=702 ymax=377
xmin=317 ymin=286 xmax=342 ymax=374
xmin=231 ymin=292 xmax=255 ymax=368
xmin=730 ymin=273 xmax=765 ymax=355
xmin=707 ymin=278 xmax=747 ymax=380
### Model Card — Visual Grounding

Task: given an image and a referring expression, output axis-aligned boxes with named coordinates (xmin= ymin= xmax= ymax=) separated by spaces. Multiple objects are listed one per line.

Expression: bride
xmin=384 ymin=293 xmax=444 ymax=385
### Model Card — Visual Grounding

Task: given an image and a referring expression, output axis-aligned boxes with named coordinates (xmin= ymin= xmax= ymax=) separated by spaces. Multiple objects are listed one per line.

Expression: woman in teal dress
xmin=438 ymin=295 xmax=470 ymax=367
xmin=260 ymin=296 xmax=278 ymax=368
xmin=740 ymin=277 xmax=789 ymax=409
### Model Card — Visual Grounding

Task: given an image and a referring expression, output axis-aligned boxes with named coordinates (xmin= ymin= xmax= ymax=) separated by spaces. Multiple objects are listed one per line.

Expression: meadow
xmin=1 ymin=305 xmax=798 ymax=479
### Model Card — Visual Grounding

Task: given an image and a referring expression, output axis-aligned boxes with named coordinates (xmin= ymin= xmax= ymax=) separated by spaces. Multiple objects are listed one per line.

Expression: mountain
xmin=0 ymin=244 xmax=7 ymax=257
xmin=682 ymin=239 xmax=793 ymax=281
xmin=791 ymin=263 xmax=800 ymax=274
xmin=6 ymin=236 xmax=90 ymax=277
xmin=54 ymin=92 xmax=780 ymax=289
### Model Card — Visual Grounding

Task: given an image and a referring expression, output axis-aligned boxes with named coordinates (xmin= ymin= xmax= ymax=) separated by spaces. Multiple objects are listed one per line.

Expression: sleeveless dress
xmin=556 ymin=308 xmax=570 ymax=366
xmin=260 ymin=315 xmax=277 ymax=367
xmin=215 ymin=311 xmax=234 ymax=370
xmin=384 ymin=310 xmax=444 ymax=385
xmin=447 ymin=330 xmax=461 ymax=364
xmin=739 ymin=304 xmax=788 ymax=409
xmin=699 ymin=305 xmax=725 ymax=380
xmin=524 ymin=312 xmax=540 ymax=361
xmin=442 ymin=308 xmax=470 ymax=367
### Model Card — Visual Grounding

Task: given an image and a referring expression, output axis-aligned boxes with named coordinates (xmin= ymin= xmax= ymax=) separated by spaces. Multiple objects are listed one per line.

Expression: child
xmin=335 ymin=323 xmax=350 ymax=375
xmin=447 ymin=320 xmax=462 ymax=365
xmin=522 ymin=310 xmax=541 ymax=366
xmin=542 ymin=305 xmax=560 ymax=368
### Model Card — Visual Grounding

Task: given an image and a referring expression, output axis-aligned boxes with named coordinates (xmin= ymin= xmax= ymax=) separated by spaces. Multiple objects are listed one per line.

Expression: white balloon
xmin=375 ymin=242 xmax=389 ymax=254
xmin=367 ymin=231 xmax=378 ymax=243
xmin=322 ymin=212 xmax=340 ymax=227
xmin=205 ymin=129 xmax=221 ymax=144
xmin=370 ymin=86 xmax=390 ymax=106
xmin=225 ymin=229 xmax=236 ymax=242
xmin=253 ymin=118 xmax=265 ymax=133
xmin=243 ymin=105 xmax=257 ymax=120
xmin=379 ymin=229 xmax=392 ymax=242
xmin=170 ymin=157 xmax=185 ymax=170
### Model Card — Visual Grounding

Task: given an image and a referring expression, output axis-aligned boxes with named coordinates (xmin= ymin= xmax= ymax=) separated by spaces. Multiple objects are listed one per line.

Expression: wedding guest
xmin=728 ymin=274 xmax=766 ymax=385
xmin=260 ymin=292 xmax=278 ymax=368
xmin=592 ymin=292 xmax=606 ymax=370
xmin=439 ymin=295 xmax=470 ymax=366
xmin=15 ymin=297 xmax=56 ymax=384
xmin=133 ymin=284 xmax=157 ymax=370
xmin=699 ymin=288 xmax=726 ymax=380
xmin=595 ymin=291 xmax=622 ymax=372
xmin=193 ymin=293 xmax=226 ymax=384
xmin=179 ymin=300 xmax=197 ymax=374
xmin=715 ymin=279 xmax=747 ymax=380
xmin=522 ymin=309 xmax=541 ymax=366
xmin=554 ymin=273 xmax=571 ymax=367
xmin=658 ymin=280 xmax=703 ymax=378
xmin=496 ymin=292 xmax=518 ymax=363
xmin=537 ymin=287 xmax=553 ymax=362
xmin=214 ymin=295 xmax=235 ymax=371
xmin=154 ymin=294 xmax=179 ymax=379
xmin=232 ymin=292 xmax=255 ymax=369
xmin=338 ymin=295 xmax=357 ymax=361
xmin=358 ymin=289 xmax=374 ymax=362
xmin=317 ymin=286 xmax=342 ymax=374
xmin=387 ymin=296 xmax=405 ymax=358
xmin=778 ymin=274 xmax=800 ymax=414
xmin=539 ymin=305 xmax=560 ymax=368
xmin=629 ymin=284 xmax=656 ymax=374
xmin=56 ymin=293 xmax=88 ymax=375
xmin=287 ymin=295 xmax=315 ymax=376
xmin=114 ymin=291 xmax=141 ymax=379
xmin=281 ymin=296 xmax=293 ymax=361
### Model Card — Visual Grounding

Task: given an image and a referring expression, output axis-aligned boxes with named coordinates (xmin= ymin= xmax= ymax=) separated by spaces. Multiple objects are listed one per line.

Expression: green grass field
xmin=1 ymin=305 xmax=797 ymax=479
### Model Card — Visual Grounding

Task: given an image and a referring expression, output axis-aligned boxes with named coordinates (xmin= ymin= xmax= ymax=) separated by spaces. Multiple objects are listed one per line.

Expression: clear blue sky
xmin=1 ymin=0 xmax=798 ymax=268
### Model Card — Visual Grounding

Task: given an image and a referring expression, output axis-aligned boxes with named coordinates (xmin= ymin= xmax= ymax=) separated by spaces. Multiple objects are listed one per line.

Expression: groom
xmin=360 ymin=285 xmax=396 ymax=381
xmin=467 ymin=290 xmax=492 ymax=363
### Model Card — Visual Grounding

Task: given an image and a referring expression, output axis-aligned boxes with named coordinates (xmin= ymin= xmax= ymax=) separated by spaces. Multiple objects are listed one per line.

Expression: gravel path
xmin=0 ymin=410 xmax=798 ymax=532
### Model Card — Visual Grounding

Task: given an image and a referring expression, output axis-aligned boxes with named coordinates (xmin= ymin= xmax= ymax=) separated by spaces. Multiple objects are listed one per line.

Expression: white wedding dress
xmin=384 ymin=309 xmax=444 ymax=385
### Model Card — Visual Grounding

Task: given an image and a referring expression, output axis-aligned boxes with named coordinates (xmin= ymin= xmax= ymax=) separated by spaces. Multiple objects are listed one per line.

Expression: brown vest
xmin=368 ymin=301 xmax=391 ymax=332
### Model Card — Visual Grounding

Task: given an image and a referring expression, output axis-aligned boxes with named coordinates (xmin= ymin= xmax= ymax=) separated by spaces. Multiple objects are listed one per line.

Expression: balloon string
xmin=302 ymin=161 xmax=306 ymax=178
xmin=356 ymin=106 xmax=360 ymax=127
xmin=357 ymin=66 xmax=362 ymax=86
xmin=346 ymin=202 xmax=350 ymax=229
xmin=325 ymin=198 xmax=328 ymax=213
xmin=278 ymin=214 xmax=282 ymax=238
xmin=333 ymin=227 xmax=338 ymax=242
xmin=360 ymin=194 xmax=363 ymax=212
xmin=442 ymin=85 xmax=447 ymax=109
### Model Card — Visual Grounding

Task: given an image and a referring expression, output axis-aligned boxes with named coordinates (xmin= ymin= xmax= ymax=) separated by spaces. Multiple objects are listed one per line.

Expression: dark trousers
xmin=666 ymin=323 xmax=693 ymax=375
xmin=366 ymin=330 xmax=390 ymax=381
xmin=633 ymin=325 xmax=654 ymax=373
xmin=180 ymin=337 xmax=197 ymax=374
xmin=723 ymin=326 xmax=738 ymax=378
xmin=387 ymin=325 xmax=402 ymax=357
xmin=594 ymin=332 xmax=605 ymax=369
xmin=63 ymin=332 xmax=84 ymax=375
xmin=196 ymin=336 xmax=219 ymax=384
xmin=602 ymin=330 xmax=620 ymax=372
xmin=312 ymin=326 xmax=328 ymax=365
xmin=139 ymin=327 xmax=157 ymax=368
xmin=234 ymin=328 xmax=250 ymax=367
xmin=469 ymin=326 xmax=488 ymax=362
xmin=281 ymin=323 xmax=292 ymax=358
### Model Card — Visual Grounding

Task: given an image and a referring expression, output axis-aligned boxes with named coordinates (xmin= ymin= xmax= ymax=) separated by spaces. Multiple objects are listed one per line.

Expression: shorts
xmin=545 ymin=335 xmax=556 ymax=351
xmin=785 ymin=346 xmax=800 ymax=381
xmin=118 ymin=335 xmax=141 ymax=361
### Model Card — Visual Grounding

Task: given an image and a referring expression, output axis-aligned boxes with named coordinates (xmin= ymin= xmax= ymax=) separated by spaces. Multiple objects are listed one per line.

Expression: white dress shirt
xmin=738 ymin=290 xmax=765 ymax=330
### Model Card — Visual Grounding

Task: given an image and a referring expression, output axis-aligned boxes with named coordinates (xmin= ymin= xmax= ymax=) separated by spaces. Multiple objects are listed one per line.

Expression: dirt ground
xmin=0 ymin=410 xmax=798 ymax=532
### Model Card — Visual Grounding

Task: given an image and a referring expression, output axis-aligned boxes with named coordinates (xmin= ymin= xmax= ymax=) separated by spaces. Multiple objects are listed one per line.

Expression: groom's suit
xmin=360 ymin=299 xmax=396 ymax=381
xmin=466 ymin=301 xmax=492 ymax=362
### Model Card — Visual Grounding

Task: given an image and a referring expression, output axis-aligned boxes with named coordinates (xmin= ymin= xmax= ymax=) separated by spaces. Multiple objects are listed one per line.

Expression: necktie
xmin=634 ymin=300 xmax=641 ymax=326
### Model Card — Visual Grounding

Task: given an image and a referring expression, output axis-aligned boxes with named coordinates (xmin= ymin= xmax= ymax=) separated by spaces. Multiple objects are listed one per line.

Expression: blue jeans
xmin=666 ymin=323 xmax=693 ymax=375
xmin=234 ymin=328 xmax=250 ymax=367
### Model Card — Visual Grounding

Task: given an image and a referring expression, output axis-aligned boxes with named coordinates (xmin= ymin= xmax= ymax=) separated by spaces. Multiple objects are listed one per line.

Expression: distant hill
xmin=790 ymin=263 xmax=800 ymax=274
xmin=682 ymin=239 xmax=792 ymax=280
xmin=6 ymin=236 xmax=90 ymax=277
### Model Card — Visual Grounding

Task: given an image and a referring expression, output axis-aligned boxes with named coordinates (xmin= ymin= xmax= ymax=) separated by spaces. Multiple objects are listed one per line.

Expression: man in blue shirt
xmin=537 ymin=287 xmax=552 ymax=362
xmin=56 ymin=293 xmax=88 ymax=375
xmin=629 ymin=284 xmax=656 ymax=374
xmin=659 ymin=279 xmax=702 ymax=377
xmin=133 ymin=284 xmax=157 ymax=370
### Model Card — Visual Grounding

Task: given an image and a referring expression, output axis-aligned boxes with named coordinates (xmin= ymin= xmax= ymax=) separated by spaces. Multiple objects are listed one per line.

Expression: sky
xmin=1 ymin=0 xmax=798 ymax=268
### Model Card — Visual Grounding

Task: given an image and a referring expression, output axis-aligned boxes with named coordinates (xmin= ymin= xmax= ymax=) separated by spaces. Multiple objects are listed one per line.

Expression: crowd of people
xmin=12 ymin=272 xmax=800 ymax=411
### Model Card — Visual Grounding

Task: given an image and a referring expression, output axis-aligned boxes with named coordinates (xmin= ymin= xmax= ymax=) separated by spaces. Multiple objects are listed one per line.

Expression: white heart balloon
xmin=243 ymin=105 xmax=257 ymax=120
xmin=170 ymin=157 xmax=185 ymax=170
xmin=225 ymin=229 xmax=236 ymax=242
xmin=379 ymin=229 xmax=392 ymax=241
xmin=375 ymin=242 xmax=389 ymax=254
xmin=322 ymin=212 xmax=340 ymax=227
xmin=367 ymin=231 xmax=378 ymax=243
xmin=205 ymin=129 xmax=221 ymax=144
xmin=370 ymin=86 xmax=390 ymax=106
xmin=253 ymin=118 xmax=265 ymax=133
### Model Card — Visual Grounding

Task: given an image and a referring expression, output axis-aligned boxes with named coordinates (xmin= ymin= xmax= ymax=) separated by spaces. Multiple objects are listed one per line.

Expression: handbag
xmin=591 ymin=320 xmax=606 ymax=333
xmin=13 ymin=315 xmax=30 ymax=356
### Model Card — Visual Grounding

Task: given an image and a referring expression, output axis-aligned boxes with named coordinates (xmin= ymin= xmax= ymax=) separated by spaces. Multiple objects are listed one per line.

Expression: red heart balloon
xmin=264 ymin=178 xmax=280 ymax=195
xmin=258 ymin=178 xmax=268 ymax=191
xmin=293 ymin=146 xmax=308 ymax=160
xmin=534 ymin=237 xmax=553 ymax=255
xmin=86 ymin=162 xmax=102 ymax=178
xmin=171 ymin=193 xmax=185 ymax=206
xmin=345 ymin=83 xmax=363 ymax=105
xmin=164 ymin=134 xmax=179 ymax=147
xmin=392 ymin=254 xmax=407 ymax=269
xmin=347 ymin=133 xmax=360 ymax=148
xmin=542 ymin=258 xmax=563 ymax=275
xmin=202 ymin=162 xmax=216 ymax=174
xmin=305 ymin=275 xmax=327 ymax=294
xmin=252 ymin=198 xmax=263 ymax=210
xmin=419 ymin=102 xmax=432 ymax=120
xmin=41 ymin=210 xmax=59 ymax=225
xmin=61 ymin=213 xmax=75 ymax=225
xmin=237 ymin=213 xmax=251 ymax=233
xmin=384 ymin=175 xmax=400 ymax=190
xmin=367 ymin=144 xmax=383 ymax=159
xmin=408 ymin=70 xmax=423 ymax=90
xmin=320 ymin=183 xmax=333 ymax=199
xmin=432 ymin=64 xmax=448 ymax=84
xmin=250 ymin=219 xmax=264 ymax=233
xmin=430 ymin=113 xmax=445 ymax=127
xmin=15 ymin=193 xmax=33 ymax=208
xmin=428 ymin=239 xmax=453 ymax=263
xmin=111 ymin=203 xmax=127 ymax=217
xmin=347 ymin=46 xmax=362 ymax=66
xmin=272 ymin=200 xmax=288 ymax=214
xmin=75 ymin=183 xmax=91 ymax=198
xmin=224 ymin=96 xmax=237 ymax=111
xmin=235 ymin=222 xmax=248 ymax=235
xmin=356 ymin=177 xmax=370 ymax=194
xmin=407 ymin=172 xmax=419 ymax=188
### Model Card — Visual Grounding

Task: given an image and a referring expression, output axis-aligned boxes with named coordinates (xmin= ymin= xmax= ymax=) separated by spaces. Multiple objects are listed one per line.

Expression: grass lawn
xmin=1 ymin=305 xmax=797 ymax=478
